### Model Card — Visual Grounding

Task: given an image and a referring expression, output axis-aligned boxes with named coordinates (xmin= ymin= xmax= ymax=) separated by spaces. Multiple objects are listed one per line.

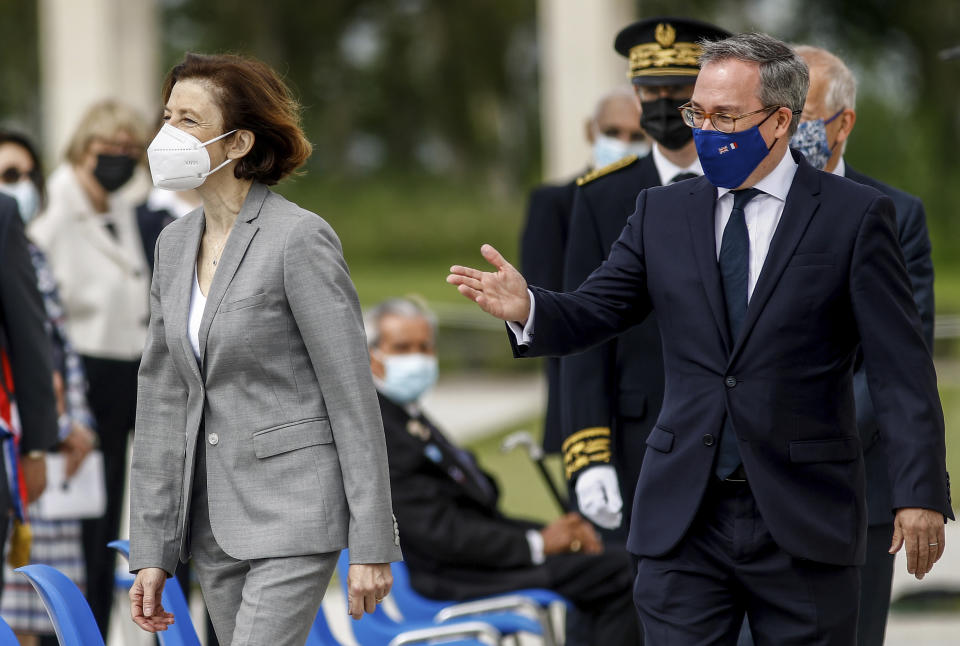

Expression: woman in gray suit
xmin=128 ymin=53 xmax=401 ymax=645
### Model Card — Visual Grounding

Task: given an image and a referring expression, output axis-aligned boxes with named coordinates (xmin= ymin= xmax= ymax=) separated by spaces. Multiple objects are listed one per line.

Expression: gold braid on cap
xmin=628 ymin=22 xmax=702 ymax=80
xmin=562 ymin=427 xmax=612 ymax=480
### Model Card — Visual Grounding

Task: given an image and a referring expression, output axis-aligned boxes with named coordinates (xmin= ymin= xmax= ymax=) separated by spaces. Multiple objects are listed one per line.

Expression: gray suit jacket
xmin=129 ymin=183 xmax=402 ymax=575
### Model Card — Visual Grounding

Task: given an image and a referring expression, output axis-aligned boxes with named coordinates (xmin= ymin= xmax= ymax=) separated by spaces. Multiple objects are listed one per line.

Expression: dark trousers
xmin=634 ymin=479 xmax=859 ymax=645
xmin=81 ymin=355 xmax=140 ymax=640
xmin=544 ymin=549 xmax=642 ymax=646
xmin=857 ymin=523 xmax=894 ymax=646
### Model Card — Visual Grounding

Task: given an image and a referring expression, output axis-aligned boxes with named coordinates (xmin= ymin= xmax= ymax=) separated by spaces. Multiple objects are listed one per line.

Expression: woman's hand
xmin=347 ymin=563 xmax=393 ymax=620
xmin=60 ymin=422 xmax=96 ymax=478
xmin=129 ymin=568 xmax=175 ymax=632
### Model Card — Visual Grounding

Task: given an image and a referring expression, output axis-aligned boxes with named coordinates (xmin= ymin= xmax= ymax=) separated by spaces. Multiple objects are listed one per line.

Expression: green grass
xmin=466 ymin=416 xmax=568 ymax=525
xmin=935 ymin=268 xmax=960 ymax=316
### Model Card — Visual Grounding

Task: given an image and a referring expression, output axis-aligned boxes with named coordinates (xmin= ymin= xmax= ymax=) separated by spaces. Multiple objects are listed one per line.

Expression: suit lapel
xmin=172 ymin=213 xmax=205 ymax=384
xmin=197 ymin=183 xmax=268 ymax=362
xmin=728 ymin=160 xmax=821 ymax=364
xmin=685 ymin=179 xmax=731 ymax=351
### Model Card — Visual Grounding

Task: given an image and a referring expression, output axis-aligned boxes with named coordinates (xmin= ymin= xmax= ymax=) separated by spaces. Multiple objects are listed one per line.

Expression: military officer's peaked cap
xmin=615 ymin=17 xmax=731 ymax=86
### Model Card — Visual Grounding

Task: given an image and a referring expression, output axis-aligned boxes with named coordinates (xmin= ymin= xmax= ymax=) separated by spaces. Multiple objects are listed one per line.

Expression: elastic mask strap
xmin=201 ymin=157 xmax=235 ymax=179
xmin=200 ymin=129 xmax=238 ymax=148
xmin=199 ymin=129 xmax=239 ymax=178
xmin=823 ymin=109 xmax=844 ymax=125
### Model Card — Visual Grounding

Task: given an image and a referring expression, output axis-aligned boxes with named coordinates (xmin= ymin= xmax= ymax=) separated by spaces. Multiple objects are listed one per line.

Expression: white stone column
xmin=39 ymin=0 xmax=160 ymax=165
xmin=536 ymin=0 xmax=636 ymax=182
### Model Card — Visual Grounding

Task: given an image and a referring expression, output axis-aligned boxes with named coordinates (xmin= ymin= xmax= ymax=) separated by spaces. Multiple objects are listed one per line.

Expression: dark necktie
xmin=670 ymin=172 xmax=698 ymax=183
xmin=715 ymin=187 xmax=762 ymax=479
xmin=103 ymin=221 xmax=118 ymax=240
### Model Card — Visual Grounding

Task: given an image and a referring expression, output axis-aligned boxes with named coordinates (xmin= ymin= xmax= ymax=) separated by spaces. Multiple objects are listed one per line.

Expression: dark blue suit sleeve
xmin=0 ymin=199 xmax=58 ymax=453
xmin=513 ymin=191 xmax=652 ymax=359
xmin=849 ymin=196 xmax=952 ymax=518
xmin=855 ymin=194 xmax=934 ymax=440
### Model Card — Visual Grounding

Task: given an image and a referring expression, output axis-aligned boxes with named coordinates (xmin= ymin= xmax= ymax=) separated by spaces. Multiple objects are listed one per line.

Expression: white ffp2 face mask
xmin=146 ymin=123 xmax=238 ymax=191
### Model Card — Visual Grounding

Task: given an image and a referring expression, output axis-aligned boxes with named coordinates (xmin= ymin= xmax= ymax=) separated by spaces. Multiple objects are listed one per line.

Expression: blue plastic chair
xmin=305 ymin=603 xmax=342 ymax=645
xmin=0 ymin=615 xmax=18 ymax=645
xmin=109 ymin=539 xmax=202 ymax=646
xmin=389 ymin=558 xmax=566 ymax=622
xmin=335 ymin=550 xmax=539 ymax=645
xmin=15 ymin=564 xmax=105 ymax=646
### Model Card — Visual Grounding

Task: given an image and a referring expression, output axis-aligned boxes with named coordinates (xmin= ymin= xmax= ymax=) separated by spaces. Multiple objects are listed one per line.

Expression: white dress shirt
xmin=714 ymin=148 xmax=798 ymax=301
xmin=652 ymin=143 xmax=703 ymax=185
xmin=831 ymin=157 xmax=846 ymax=178
xmin=511 ymin=148 xmax=799 ymax=344
xmin=188 ymin=267 xmax=206 ymax=361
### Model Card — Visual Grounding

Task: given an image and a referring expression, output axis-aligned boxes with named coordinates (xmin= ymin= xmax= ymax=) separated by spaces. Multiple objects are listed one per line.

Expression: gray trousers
xmin=189 ymin=442 xmax=338 ymax=646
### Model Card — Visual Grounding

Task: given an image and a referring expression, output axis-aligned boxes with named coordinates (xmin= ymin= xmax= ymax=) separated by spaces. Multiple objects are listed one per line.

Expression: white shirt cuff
xmin=525 ymin=529 xmax=546 ymax=565
xmin=506 ymin=290 xmax=537 ymax=346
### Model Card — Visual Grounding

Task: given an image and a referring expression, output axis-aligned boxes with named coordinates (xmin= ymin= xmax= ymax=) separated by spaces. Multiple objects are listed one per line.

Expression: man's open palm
xmin=447 ymin=244 xmax=530 ymax=323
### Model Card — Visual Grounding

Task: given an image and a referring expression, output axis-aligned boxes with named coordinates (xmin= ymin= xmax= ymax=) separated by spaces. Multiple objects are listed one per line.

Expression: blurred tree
xmin=160 ymin=0 xmax=539 ymax=188
xmin=0 ymin=0 xmax=41 ymax=137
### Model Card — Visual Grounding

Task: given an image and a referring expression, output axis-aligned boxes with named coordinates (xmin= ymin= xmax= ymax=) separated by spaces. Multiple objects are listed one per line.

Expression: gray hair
xmin=699 ymin=33 xmax=809 ymax=136
xmin=363 ymin=297 xmax=438 ymax=349
xmin=792 ymin=45 xmax=858 ymax=112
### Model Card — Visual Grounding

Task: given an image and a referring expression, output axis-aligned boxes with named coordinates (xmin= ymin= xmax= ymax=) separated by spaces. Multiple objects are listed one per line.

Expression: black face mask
xmin=93 ymin=154 xmax=138 ymax=192
xmin=640 ymin=97 xmax=694 ymax=150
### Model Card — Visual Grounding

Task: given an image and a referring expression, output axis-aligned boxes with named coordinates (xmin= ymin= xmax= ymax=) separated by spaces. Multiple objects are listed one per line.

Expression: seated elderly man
xmin=366 ymin=297 xmax=641 ymax=645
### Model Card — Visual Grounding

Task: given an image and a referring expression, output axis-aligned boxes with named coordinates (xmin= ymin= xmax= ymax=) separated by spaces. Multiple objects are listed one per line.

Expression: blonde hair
xmin=64 ymin=99 xmax=149 ymax=164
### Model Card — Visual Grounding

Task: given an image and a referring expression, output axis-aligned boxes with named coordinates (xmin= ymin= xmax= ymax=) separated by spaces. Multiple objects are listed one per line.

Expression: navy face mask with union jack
xmin=693 ymin=108 xmax=780 ymax=190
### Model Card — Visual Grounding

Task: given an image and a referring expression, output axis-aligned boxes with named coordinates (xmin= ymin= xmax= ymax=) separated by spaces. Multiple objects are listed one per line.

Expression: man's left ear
xmin=834 ymin=108 xmax=857 ymax=147
xmin=226 ymin=129 xmax=255 ymax=160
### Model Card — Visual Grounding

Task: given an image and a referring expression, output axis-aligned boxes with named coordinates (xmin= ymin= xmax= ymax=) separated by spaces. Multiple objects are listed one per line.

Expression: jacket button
xmin=208 ymin=433 xmax=219 ymax=446
xmin=725 ymin=376 xmax=737 ymax=388
xmin=703 ymin=434 xmax=715 ymax=446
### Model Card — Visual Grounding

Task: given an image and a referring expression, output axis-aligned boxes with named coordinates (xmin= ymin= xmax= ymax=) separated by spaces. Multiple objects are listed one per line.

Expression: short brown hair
xmin=162 ymin=52 xmax=312 ymax=185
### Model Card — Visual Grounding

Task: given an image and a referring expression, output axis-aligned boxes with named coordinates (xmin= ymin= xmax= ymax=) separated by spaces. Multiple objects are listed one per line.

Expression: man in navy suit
xmin=792 ymin=44 xmax=937 ymax=646
xmin=448 ymin=33 xmax=951 ymax=644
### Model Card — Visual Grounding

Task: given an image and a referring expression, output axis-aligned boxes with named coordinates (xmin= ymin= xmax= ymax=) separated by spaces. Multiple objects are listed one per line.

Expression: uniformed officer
xmin=559 ymin=17 xmax=730 ymax=539
xmin=521 ymin=87 xmax=648 ymax=453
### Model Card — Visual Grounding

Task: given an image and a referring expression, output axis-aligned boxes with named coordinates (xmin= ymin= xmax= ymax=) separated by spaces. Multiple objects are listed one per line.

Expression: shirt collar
xmin=716 ymin=147 xmax=798 ymax=202
xmin=831 ymin=156 xmax=846 ymax=177
xmin=652 ymin=143 xmax=702 ymax=185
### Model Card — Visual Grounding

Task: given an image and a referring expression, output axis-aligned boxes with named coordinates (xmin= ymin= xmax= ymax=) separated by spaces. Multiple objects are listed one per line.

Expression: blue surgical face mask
xmin=693 ymin=109 xmax=779 ymax=189
xmin=592 ymin=134 xmax=651 ymax=169
xmin=375 ymin=353 xmax=439 ymax=404
xmin=789 ymin=109 xmax=843 ymax=170
xmin=0 ymin=179 xmax=40 ymax=224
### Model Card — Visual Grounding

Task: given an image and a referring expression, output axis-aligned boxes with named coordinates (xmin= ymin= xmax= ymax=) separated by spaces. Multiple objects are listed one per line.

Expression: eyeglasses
xmin=677 ymin=103 xmax=780 ymax=134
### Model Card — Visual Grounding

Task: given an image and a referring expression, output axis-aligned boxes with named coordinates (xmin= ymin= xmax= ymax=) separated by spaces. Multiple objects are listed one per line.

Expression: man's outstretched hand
xmin=447 ymin=245 xmax=530 ymax=323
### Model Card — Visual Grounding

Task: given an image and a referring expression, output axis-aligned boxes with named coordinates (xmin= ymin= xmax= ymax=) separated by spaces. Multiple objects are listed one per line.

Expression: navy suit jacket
xmin=845 ymin=166 xmax=936 ymax=527
xmin=512 ymin=150 xmax=952 ymax=566
xmin=520 ymin=178 xmax=579 ymax=452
